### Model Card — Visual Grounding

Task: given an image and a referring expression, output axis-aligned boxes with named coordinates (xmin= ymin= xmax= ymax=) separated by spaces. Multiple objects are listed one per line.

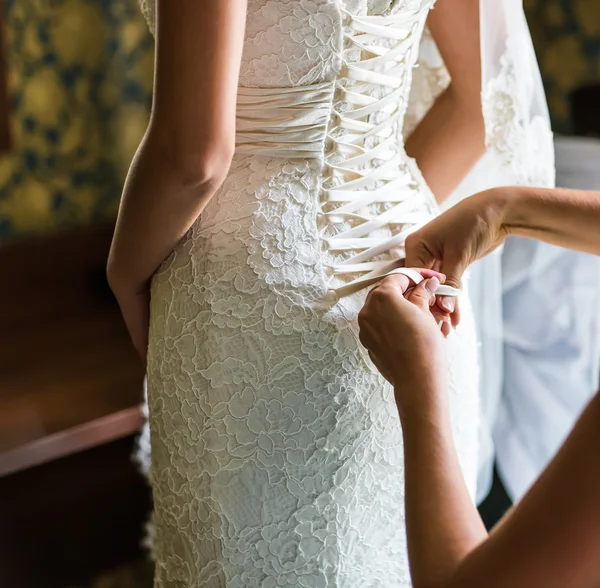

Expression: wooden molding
xmin=0 ymin=405 xmax=145 ymax=477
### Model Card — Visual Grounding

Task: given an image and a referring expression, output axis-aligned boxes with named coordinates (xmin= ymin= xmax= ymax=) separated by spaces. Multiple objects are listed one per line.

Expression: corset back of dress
xmin=142 ymin=0 xmax=438 ymax=302
xmin=235 ymin=0 xmax=437 ymax=301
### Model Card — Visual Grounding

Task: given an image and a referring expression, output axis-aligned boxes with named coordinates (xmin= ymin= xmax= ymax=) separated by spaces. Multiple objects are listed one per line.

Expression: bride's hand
xmin=404 ymin=188 xmax=510 ymax=321
xmin=358 ymin=272 xmax=447 ymax=416
xmin=108 ymin=275 xmax=150 ymax=365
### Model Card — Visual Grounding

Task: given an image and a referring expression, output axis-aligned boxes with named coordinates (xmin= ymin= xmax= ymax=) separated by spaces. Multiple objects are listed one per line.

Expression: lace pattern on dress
xmin=402 ymin=26 xmax=449 ymax=138
xmin=138 ymin=0 xmax=343 ymax=88
xmin=482 ymin=48 xmax=555 ymax=187
xmin=136 ymin=3 xmax=481 ymax=586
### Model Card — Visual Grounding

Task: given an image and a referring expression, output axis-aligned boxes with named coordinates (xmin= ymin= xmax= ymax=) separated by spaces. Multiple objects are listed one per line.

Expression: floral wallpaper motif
xmin=0 ymin=0 xmax=154 ymax=239
xmin=525 ymin=0 xmax=600 ymax=133
xmin=0 ymin=0 xmax=598 ymax=238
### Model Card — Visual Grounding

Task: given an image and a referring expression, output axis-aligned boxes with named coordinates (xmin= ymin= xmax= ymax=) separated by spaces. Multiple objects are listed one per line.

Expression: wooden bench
xmin=0 ymin=225 xmax=151 ymax=587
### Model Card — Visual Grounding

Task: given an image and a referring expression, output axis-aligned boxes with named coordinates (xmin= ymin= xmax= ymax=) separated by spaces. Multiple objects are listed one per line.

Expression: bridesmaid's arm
xmin=443 ymin=392 xmax=600 ymax=588
xmin=107 ymin=0 xmax=247 ymax=359
xmin=405 ymin=0 xmax=485 ymax=203
xmin=404 ymin=186 xmax=600 ymax=292
xmin=359 ymin=274 xmax=600 ymax=588
xmin=401 ymin=387 xmax=600 ymax=588
xmin=502 ymin=186 xmax=600 ymax=256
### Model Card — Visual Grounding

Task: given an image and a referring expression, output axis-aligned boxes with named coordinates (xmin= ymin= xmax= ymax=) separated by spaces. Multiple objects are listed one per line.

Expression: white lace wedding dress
xmin=141 ymin=1 xmax=480 ymax=586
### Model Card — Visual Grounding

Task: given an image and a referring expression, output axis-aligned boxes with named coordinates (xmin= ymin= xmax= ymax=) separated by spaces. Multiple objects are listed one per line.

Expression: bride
xmin=108 ymin=1 xmax=553 ymax=586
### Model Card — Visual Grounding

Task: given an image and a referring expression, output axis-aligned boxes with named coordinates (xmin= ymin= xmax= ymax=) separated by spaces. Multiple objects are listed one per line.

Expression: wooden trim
xmin=0 ymin=436 xmax=152 ymax=588
xmin=0 ymin=405 xmax=145 ymax=478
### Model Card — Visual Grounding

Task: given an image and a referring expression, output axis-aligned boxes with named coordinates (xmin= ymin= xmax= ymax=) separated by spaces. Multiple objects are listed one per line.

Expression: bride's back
xmin=141 ymin=0 xmax=431 ymax=88
xmin=143 ymin=2 xmax=481 ymax=587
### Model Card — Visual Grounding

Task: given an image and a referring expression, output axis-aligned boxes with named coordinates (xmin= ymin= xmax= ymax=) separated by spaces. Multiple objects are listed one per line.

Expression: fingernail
xmin=440 ymin=296 xmax=455 ymax=313
xmin=425 ymin=277 xmax=439 ymax=294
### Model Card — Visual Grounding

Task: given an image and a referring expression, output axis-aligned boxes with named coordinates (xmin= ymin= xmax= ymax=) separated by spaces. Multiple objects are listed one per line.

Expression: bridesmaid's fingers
xmin=451 ymin=299 xmax=461 ymax=327
xmin=430 ymin=305 xmax=449 ymax=324
xmin=437 ymin=295 xmax=455 ymax=314
xmin=437 ymin=296 xmax=461 ymax=328
xmin=440 ymin=318 xmax=451 ymax=338
xmin=367 ymin=273 xmax=411 ymax=302
xmin=414 ymin=267 xmax=446 ymax=282
xmin=406 ymin=277 xmax=438 ymax=312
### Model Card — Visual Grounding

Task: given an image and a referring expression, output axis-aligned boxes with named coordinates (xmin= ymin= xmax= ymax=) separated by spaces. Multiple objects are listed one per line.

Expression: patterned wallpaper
xmin=525 ymin=0 xmax=600 ymax=133
xmin=0 ymin=0 xmax=154 ymax=239
xmin=0 ymin=0 xmax=598 ymax=238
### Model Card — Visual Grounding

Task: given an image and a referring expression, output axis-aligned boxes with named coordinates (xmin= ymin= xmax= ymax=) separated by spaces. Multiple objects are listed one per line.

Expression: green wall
xmin=526 ymin=0 xmax=600 ymax=133
xmin=0 ymin=0 xmax=153 ymax=239
xmin=0 ymin=0 xmax=598 ymax=239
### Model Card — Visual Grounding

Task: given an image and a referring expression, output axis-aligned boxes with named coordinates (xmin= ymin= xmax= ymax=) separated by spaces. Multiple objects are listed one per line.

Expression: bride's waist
xmin=234 ymin=82 xmax=412 ymax=161
xmin=198 ymin=155 xmax=437 ymax=240
xmin=234 ymin=82 xmax=335 ymax=159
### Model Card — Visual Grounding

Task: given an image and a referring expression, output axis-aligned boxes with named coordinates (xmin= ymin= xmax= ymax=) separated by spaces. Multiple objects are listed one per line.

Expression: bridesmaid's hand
xmin=405 ymin=188 xmax=510 ymax=319
xmin=358 ymin=272 xmax=448 ymax=416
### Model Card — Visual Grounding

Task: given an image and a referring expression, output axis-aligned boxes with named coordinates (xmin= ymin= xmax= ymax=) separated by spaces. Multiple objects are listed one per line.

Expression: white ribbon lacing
xmin=320 ymin=7 xmax=460 ymax=300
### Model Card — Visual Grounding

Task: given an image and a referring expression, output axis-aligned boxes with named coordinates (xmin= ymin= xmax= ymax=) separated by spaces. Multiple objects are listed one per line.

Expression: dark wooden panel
xmin=0 ymin=224 xmax=145 ymax=472
xmin=0 ymin=406 xmax=145 ymax=477
xmin=0 ymin=436 xmax=152 ymax=588
xmin=0 ymin=224 xmax=118 ymax=328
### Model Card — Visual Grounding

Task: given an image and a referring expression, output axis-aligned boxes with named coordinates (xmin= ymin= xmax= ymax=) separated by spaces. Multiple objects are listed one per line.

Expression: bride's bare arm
xmin=107 ymin=0 xmax=247 ymax=358
xmin=405 ymin=0 xmax=485 ymax=203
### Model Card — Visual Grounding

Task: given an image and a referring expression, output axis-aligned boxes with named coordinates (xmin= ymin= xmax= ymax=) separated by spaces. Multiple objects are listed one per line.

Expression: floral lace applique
xmin=483 ymin=50 xmax=555 ymax=187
